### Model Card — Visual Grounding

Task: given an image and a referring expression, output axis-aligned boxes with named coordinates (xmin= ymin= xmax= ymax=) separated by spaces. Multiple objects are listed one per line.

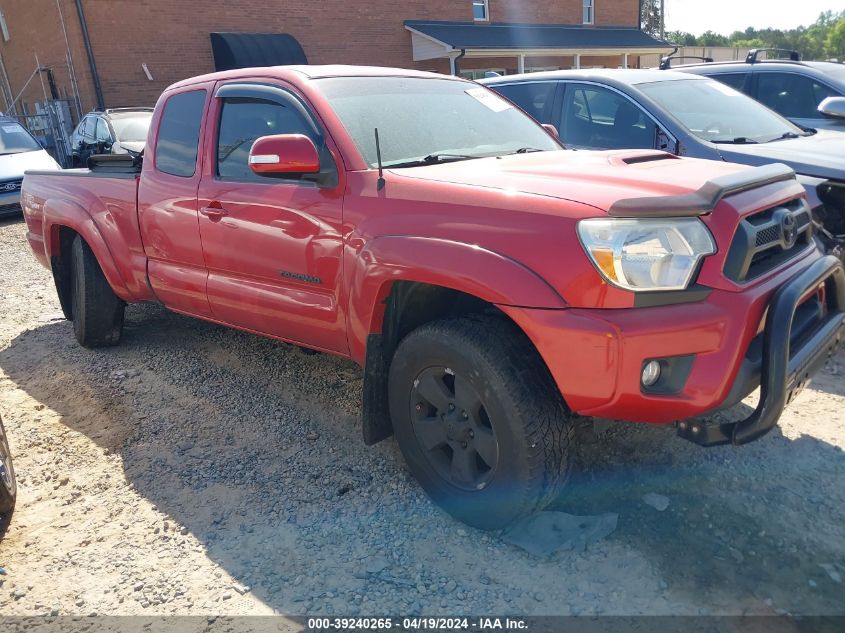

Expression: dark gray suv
xmin=668 ymin=50 xmax=845 ymax=132
xmin=481 ymin=69 xmax=845 ymax=257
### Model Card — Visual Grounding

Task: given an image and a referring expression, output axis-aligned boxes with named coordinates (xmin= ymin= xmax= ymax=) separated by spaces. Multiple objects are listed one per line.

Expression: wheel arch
xmin=41 ymin=199 xmax=132 ymax=302
xmin=348 ymin=235 xmax=567 ymax=365
xmin=352 ymin=236 xmax=567 ymax=446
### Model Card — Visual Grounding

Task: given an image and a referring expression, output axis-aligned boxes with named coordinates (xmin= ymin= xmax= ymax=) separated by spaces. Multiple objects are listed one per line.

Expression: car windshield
xmin=314 ymin=76 xmax=561 ymax=168
xmin=637 ymin=78 xmax=806 ymax=144
xmin=0 ymin=121 xmax=41 ymax=154
xmin=110 ymin=113 xmax=153 ymax=143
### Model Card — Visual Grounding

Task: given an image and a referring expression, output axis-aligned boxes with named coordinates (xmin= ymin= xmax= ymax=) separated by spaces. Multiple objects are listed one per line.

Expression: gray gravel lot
xmin=0 ymin=216 xmax=843 ymax=621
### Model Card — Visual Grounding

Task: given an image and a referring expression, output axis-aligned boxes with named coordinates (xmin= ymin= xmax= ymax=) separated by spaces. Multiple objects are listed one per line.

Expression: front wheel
xmin=0 ymin=414 xmax=17 ymax=527
xmin=388 ymin=315 xmax=575 ymax=530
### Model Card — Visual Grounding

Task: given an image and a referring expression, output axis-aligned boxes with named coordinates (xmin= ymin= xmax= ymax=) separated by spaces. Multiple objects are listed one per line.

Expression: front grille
xmin=0 ymin=202 xmax=22 ymax=216
xmin=0 ymin=178 xmax=22 ymax=193
xmin=724 ymin=199 xmax=813 ymax=283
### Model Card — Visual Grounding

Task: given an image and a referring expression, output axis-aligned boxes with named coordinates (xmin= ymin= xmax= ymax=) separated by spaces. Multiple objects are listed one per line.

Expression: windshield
xmin=637 ymin=78 xmax=806 ymax=144
xmin=0 ymin=121 xmax=41 ymax=154
xmin=110 ymin=113 xmax=153 ymax=143
xmin=314 ymin=76 xmax=560 ymax=168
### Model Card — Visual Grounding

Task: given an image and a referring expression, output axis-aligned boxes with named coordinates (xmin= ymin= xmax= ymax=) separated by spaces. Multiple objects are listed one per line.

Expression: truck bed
xmin=21 ymin=162 xmax=151 ymax=302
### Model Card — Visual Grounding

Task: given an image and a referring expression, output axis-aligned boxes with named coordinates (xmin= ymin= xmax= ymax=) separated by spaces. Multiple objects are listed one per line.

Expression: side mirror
xmin=818 ymin=96 xmax=845 ymax=120
xmin=249 ymin=134 xmax=320 ymax=175
xmin=542 ymin=123 xmax=559 ymax=139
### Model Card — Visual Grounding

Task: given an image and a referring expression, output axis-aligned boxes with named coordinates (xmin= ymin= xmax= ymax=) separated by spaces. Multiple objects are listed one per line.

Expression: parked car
xmin=664 ymin=49 xmax=845 ymax=132
xmin=70 ymin=108 xmax=153 ymax=167
xmin=482 ymin=69 xmax=845 ymax=258
xmin=0 ymin=413 xmax=16 ymax=527
xmin=0 ymin=116 xmax=61 ymax=218
xmin=21 ymin=66 xmax=845 ymax=529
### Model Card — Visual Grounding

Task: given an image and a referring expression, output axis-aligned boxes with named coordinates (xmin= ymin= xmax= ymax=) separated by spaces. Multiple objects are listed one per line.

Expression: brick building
xmin=0 ymin=0 xmax=671 ymax=116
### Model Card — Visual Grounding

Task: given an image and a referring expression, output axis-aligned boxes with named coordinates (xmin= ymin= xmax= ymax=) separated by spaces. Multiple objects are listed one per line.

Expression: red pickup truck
xmin=21 ymin=66 xmax=845 ymax=529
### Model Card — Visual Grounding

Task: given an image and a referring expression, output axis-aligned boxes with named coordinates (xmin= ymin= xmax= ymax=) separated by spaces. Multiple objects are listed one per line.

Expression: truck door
xmin=196 ymin=81 xmax=347 ymax=354
xmin=138 ymin=84 xmax=214 ymax=317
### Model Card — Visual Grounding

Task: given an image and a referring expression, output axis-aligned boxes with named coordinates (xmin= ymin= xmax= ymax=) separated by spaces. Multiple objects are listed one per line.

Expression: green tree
xmin=641 ymin=0 xmax=662 ymax=37
xmin=826 ymin=19 xmax=845 ymax=59
xmin=666 ymin=30 xmax=697 ymax=46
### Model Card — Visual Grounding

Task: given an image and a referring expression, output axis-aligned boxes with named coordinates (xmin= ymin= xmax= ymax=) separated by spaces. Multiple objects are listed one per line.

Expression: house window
xmin=583 ymin=0 xmax=594 ymax=24
xmin=473 ymin=0 xmax=489 ymax=21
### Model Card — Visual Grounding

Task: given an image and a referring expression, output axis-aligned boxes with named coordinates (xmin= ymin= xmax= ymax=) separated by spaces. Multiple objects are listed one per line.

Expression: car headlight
xmin=577 ymin=218 xmax=716 ymax=292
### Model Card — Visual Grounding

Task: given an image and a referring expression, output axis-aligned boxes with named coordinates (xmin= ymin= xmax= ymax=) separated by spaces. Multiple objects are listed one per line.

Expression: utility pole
xmin=660 ymin=0 xmax=666 ymax=40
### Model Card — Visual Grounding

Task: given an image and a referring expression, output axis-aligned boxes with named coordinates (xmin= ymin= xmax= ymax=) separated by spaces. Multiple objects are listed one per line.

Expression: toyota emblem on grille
xmin=781 ymin=213 xmax=798 ymax=249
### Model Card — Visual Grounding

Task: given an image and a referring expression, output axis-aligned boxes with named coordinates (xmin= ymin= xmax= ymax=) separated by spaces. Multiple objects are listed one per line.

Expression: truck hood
xmin=2 ymin=149 xmax=60 ymax=179
xmin=716 ymin=129 xmax=845 ymax=181
xmin=389 ymin=149 xmax=751 ymax=215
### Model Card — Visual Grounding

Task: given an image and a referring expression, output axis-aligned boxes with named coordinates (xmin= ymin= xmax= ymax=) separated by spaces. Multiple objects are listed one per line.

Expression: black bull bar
xmin=678 ymin=255 xmax=845 ymax=446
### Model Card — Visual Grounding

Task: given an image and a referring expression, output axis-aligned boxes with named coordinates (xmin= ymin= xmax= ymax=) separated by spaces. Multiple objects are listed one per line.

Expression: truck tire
xmin=388 ymin=315 xmax=574 ymax=530
xmin=70 ymin=235 xmax=125 ymax=348
xmin=0 ymin=414 xmax=16 ymax=527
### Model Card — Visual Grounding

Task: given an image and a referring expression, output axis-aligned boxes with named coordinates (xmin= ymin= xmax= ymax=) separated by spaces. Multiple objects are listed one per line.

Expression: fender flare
xmin=346 ymin=235 xmax=566 ymax=363
xmin=41 ymin=198 xmax=132 ymax=302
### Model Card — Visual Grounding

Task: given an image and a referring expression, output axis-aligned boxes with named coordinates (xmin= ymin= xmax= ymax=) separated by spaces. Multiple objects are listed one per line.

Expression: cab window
xmin=155 ymin=90 xmax=207 ymax=177
xmin=216 ymin=97 xmax=319 ymax=181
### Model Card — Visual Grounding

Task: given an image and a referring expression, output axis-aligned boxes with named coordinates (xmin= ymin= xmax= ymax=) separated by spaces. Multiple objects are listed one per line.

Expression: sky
xmin=664 ymin=0 xmax=843 ymax=36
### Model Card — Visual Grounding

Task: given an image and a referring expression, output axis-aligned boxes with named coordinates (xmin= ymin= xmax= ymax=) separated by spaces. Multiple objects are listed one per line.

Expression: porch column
xmin=574 ymin=54 xmax=581 ymax=69
xmin=623 ymin=53 xmax=629 ymax=69
xmin=517 ymin=54 xmax=525 ymax=74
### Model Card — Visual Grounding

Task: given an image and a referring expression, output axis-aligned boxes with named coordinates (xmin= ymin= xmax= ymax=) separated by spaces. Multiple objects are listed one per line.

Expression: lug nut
xmin=460 ymin=441 xmax=467 ymax=449
xmin=448 ymin=403 xmax=455 ymax=412
xmin=462 ymin=411 xmax=469 ymax=419
xmin=469 ymin=430 xmax=475 ymax=438
xmin=415 ymin=403 xmax=423 ymax=411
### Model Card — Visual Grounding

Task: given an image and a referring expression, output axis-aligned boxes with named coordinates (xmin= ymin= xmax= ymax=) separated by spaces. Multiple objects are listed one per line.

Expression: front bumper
xmin=0 ymin=190 xmax=22 ymax=217
xmin=678 ymin=255 xmax=844 ymax=445
xmin=500 ymin=254 xmax=845 ymax=443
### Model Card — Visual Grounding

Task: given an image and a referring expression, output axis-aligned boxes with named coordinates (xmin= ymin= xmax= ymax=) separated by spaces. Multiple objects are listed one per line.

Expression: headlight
xmin=577 ymin=218 xmax=716 ymax=292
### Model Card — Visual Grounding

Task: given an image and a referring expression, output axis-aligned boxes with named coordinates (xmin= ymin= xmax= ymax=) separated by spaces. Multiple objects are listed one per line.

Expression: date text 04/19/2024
xmin=306 ymin=618 xmax=528 ymax=630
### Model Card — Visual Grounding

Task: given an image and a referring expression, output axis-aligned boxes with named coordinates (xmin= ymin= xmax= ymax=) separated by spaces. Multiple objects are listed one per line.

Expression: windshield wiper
xmin=508 ymin=147 xmax=545 ymax=154
xmin=385 ymin=153 xmax=478 ymax=169
xmin=766 ymin=131 xmax=805 ymax=142
xmin=710 ymin=137 xmax=759 ymax=144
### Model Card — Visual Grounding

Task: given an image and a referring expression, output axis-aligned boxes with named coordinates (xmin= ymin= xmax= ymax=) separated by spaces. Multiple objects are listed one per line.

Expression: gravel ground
xmin=0 ymin=216 xmax=843 ymax=621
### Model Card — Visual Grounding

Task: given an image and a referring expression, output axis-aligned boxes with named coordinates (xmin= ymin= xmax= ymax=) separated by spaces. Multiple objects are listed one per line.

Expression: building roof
xmin=405 ymin=20 xmax=673 ymax=53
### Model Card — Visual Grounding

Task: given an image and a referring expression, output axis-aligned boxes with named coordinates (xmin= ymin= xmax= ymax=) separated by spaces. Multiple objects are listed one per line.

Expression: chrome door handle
xmin=200 ymin=205 xmax=228 ymax=221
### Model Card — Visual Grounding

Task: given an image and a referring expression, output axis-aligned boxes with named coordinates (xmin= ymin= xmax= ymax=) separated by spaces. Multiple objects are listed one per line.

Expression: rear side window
xmin=492 ymin=82 xmax=555 ymax=122
xmin=155 ymin=90 xmax=206 ymax=177
xmin=712 ymin=73 xmax=748 ymax=92
xmin=756 ymin=73 xmax=836 ymax=119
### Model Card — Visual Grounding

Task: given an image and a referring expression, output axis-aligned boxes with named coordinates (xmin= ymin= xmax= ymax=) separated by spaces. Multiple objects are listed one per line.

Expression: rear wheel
xmin=71 ymin=236 xmax=125 ymax=347
xmin=388 ymin=315 xmax=575 ymax=530
xmin=0 ymin=414 xmax=16 ymax=527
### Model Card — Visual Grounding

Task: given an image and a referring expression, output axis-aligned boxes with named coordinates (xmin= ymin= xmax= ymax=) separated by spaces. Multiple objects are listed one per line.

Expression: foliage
xmin=641 ymin=0 xmax=662 ymax=37
xmin=665 ymin=10 xmax=845 ymax=60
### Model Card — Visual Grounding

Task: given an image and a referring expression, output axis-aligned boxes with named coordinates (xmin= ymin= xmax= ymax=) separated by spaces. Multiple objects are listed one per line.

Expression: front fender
xmin=347 ymin=235 xmax=566 ymax=363
xmin=42 ymin=198 xmax=133 ymax=302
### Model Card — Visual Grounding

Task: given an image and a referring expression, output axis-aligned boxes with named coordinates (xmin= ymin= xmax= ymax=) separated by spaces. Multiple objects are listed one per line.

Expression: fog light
xmin=642 ymin=360 xmax=661 ymax=387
